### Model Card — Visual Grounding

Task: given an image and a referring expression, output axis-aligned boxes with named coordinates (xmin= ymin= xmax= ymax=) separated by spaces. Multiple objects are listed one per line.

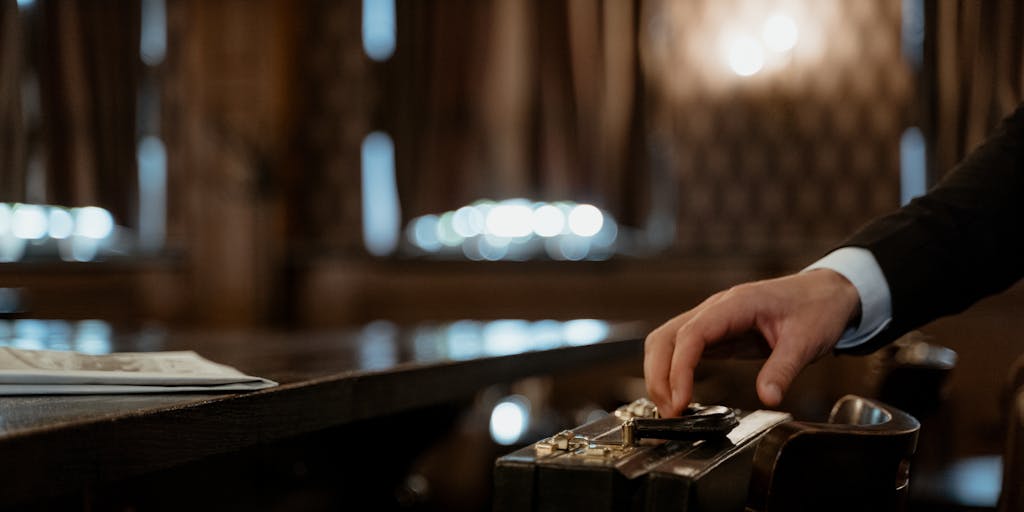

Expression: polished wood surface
xmin=0 ymin=319 xmax=644 ymax=506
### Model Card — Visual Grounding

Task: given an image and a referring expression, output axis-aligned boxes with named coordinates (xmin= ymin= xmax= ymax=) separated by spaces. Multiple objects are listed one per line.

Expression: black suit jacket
xmin=839 ymin=105 xmax=1024 ymax=354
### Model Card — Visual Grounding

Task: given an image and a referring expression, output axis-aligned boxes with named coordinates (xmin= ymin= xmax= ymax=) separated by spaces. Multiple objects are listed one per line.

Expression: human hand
xmin=644 ymin=269 xmax=861 ymax=416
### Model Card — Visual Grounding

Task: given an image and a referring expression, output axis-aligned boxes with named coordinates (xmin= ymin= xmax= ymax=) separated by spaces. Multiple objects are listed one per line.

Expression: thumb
xmin=755 ymin=339 xmax=813 ymax=407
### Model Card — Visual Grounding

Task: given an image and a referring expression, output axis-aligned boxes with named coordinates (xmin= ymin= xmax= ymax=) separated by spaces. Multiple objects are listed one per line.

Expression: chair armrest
xmin=747 ymin=395 xmax=920 ymax=512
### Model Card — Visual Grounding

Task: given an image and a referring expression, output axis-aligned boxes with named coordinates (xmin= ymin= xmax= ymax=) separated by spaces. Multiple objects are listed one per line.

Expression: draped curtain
xmin=0 ymin=0 xmax=26 ymax=200
xmin=389 ymin=0 xmax=646 ymax=225
xmin=924 ymin=0 xmax=1024 ymax=181
xmin=0 ymin=0 xmax=138 ymax=224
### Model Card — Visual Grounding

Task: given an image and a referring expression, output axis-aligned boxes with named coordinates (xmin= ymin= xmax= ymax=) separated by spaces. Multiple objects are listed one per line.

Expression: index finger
xmin=667 ymin=289 xmax=762 ymax=414
xmin=643 ymin=290 xmax=730 ymax=416
xmin=644 ymin=310 xmax=698 ymax=415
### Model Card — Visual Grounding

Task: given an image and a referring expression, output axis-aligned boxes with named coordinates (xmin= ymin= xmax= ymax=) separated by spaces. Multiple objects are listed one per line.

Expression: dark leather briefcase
xmin=493 ymin=399 xmax=791 ymax=512
xmin=495 ymin=395 xmax=921 ymax=512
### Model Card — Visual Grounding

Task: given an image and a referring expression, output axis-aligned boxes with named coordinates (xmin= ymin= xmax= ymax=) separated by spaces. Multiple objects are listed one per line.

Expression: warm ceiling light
xmin=763 ymin=15 xmax=799 ymax=53
xmin=728 ymin=36 xmax=765 ymax=77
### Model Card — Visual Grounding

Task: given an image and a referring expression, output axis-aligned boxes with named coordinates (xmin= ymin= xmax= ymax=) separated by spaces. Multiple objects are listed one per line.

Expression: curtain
xmin=924 ymin=0 xmax=1024 ymax=181
xmin=390 ymin=0 xmax=645 ymax=224
xmin=30 ymin=0 xmax=138 ymax=222
xmin=0 ymin=0 xmax=25 ymax=201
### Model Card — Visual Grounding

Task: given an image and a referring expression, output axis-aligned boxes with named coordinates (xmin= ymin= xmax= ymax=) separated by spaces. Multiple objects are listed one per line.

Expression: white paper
xmin=0 ymin=347 xmax=278 ymax=395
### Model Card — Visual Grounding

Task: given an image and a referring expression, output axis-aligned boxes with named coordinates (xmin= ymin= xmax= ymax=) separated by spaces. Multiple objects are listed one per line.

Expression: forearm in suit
xmin=839 ymin=104 xmax=1024 ymax=354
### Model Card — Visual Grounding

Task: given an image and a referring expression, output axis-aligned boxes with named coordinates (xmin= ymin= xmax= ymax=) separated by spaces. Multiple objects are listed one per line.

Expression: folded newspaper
xmin=0 ymin=347 xmax=278 ymax=395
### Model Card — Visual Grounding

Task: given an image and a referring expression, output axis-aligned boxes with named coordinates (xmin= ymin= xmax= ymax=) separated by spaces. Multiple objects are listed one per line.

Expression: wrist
xmin=810 ymin=268 xmax=862 ymax=328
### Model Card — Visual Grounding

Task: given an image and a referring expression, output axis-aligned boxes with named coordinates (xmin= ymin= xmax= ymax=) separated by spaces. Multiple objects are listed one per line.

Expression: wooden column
xmin=163 ymin=0 xmax=300 ymax=326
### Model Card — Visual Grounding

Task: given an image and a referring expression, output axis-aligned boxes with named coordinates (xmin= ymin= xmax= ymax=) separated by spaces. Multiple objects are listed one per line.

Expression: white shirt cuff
xmin=803 ymin=247 xmax=893 ymax=349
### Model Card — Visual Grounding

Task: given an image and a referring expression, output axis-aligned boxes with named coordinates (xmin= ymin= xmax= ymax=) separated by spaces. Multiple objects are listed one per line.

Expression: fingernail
xmin=763 ymin=383 xmax=781 ymax=406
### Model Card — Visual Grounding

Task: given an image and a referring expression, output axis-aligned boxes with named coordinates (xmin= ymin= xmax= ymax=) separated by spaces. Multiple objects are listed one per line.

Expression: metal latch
xmin=534 ymin=398 xmax=740 ymax=459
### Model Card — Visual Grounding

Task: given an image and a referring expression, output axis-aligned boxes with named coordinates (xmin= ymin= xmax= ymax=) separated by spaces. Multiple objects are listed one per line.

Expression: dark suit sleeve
xmin=837 ymin=105 xmax=1024 ymax=355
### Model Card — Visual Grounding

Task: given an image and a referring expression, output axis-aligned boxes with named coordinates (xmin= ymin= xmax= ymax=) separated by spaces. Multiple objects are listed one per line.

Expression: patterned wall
xmin=641 ymin=0 xmax=911 ymax=257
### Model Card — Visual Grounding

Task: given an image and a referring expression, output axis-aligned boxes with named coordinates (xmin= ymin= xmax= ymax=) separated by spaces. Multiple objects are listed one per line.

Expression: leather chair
xmin=871 ymin=331 xmax=957 ymax=419
xmin=746 ymin=395 xmax=920 ymax=512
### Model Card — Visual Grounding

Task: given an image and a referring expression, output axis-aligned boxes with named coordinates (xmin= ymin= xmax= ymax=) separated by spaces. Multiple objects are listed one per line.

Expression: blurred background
xmin=2 ymin=0 xmax=1024 ymax=510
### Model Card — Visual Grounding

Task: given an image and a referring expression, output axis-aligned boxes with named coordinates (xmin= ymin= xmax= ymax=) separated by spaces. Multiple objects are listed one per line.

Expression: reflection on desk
xmin=0 ymin=317 xmax=614 ymax=365
xmin=0 ymin=318 xmax=644 ymax=507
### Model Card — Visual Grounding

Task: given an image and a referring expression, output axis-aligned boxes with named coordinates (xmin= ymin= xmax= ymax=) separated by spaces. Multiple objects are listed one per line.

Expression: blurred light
xmin=13 ymin=320 xmax=47 ymax=350
xmin=0 ymin=203 xmax=11 ymax=236
xmin=75 ymin=320 xmax=113 ymax=354
xmin=452 ymin=206 xmax=484 ymax=237
xmin=544 ymin=238 xmax=566 ymax=260
xmin=590 ymin=216 xmax=619 ymax=248
xmin=41 ymin=320 xmax=72 ymax=349
xmin=16 ymin=0 xmax=34 ymax=8
xmin=486 ymin=203 xmax=533 ymax=238
xmin=900 ymin=127 xmax=927 ymax=206
xmin=531 ymin=204 xmax=565 ymax=237
xmin=0 ymin=288 xmax=20 ymax=315
xmin=47 ymin=208 xmax=73 ymax=239
xmin=436 ymin=211 xmax=464 ymax=247
xmin=409 ymin=215 xmax=441 ymax=252
xmin=947 ymin=456 xmax=1001 ymax=507
xmin=728 ymin=36 xmax=764 ymax=77
xmin=137 ymin=136 xmax=167 ymax=252
xmin=74 ymin=207 xmax=114 ymax=239
xmin=0 ymin=236 xmax=26 ymax=263
xmin=557 ymin=236 xmax=590 ymax=261
xmin=567 ymin=204 xmax=603 ymax=237
xmin=70 ymin=237 xmax=100 ymax=262
xmin=901 ymin=0 xmax=925 ymax=69
xmin=529 ymin=320 xmax=565 ymax=350
xmin=490 ymin=395 xmax=530 ymax=445
xmin=12 ymin=205 xmax=47 ymax=240
xmin=411 ymin=327 xmax=443 ymax=361
xmin=403 ymin=199 xmax=620 ymax=260
xmin=483 ymin=320 xmax=531 ymax=356
xmin=358 ymin=320 xmax=399 ymax=369
xmin=563 ymin=319 xmax=610 ymax=346
xmin=473 ymin=200 xmax=496 ymax=218
xmin=762 ymin=15 xmax=798 ymax=53
xmin=139 ymin=0 xmax=167 ymax=66
xmin=361 ymin=132 xmax=401 ymax=256
xmin=461 ymin=240 xmax=484 ymax=261
xmin=484 ymin=233 xmax=512 ymax=248
xmin=477 ymin=236 xmax=509 ymax=261
xmin=502 ymin=244 xmax=532 ymax=262
xmin=445 ymin=320 xmax=484 ymax=360
xmin=362 ymin=0 xmax=396 ymax=62
xmin=12 ymin=337 xmax=44 ymax=350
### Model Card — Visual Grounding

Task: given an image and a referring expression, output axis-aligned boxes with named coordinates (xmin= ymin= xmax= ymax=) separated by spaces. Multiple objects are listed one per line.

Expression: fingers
xmin=644 ymin=307 xmax=701 ymax=415
xmin=645 ymin=271 xmax=856 ymax=414
xmin=755 ymin=336 xmax=814 ymax=407
xmin=667 ymin=289 xmax=760 ymax=415
xmin=644 ymin=291 xmax=733 ymax=415
xmin=663 ymin=324 xmax=704 ymax=416
xmin=643 ymin=329 xmax=675 ymax=414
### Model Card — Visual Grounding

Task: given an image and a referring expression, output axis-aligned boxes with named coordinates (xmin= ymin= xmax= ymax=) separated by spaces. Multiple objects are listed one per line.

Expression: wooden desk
xmin=0 ymin=319 xmax=644 ymax=507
